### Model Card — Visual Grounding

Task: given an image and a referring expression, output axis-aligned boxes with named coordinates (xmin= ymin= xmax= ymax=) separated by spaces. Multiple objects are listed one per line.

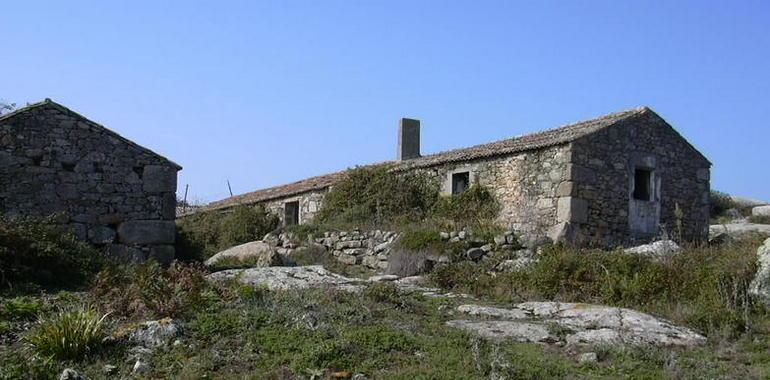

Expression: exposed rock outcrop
xmin=624 ymin=240 xmax=680 ymax=260
xmin=749 ymin=238 xmax=770 ymax=306
xmin=753 ymin=205 xmax=770 ymax=217
xmin=125 ymin=318 xmax=179 ymax=348
xmin=447 ymin=302 xmax=706 ymax=348
xmin=205 ymin=241 xmax=282 ymax=268
xmin=709 ymin=223 xmax=770 ymax=242
xmin=207 ymin=265 xmax=362 ymax=291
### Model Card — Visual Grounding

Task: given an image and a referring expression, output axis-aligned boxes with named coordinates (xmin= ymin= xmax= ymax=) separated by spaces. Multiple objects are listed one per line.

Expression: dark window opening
xmin=451 ymin=172 xmax=470 ymax=195
xmin=633 ymin=168 xmax=653 ymax=201
xmin=133 ymin=166 xmax=144 ymax=178
xmin=32 ymin=156 xmax=43 ymax=166
xmin=284 ymin=201 xmax=300 ymax=226
xmin=62 ymin=162 xmax=76 ymax=172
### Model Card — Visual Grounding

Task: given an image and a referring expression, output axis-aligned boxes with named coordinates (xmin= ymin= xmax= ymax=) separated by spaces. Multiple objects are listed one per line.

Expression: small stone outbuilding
xmin=204 ymin=107 xmax=711 ymax=247
xmin=0 ymin=99 xmax=181 ymax=262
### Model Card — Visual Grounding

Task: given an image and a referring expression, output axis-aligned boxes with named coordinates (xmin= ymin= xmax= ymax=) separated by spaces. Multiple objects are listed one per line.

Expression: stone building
xmin=0 ymin=99 xmax=181 ymax=261
xmin=206 ymin=107 xmax=711 ymax=247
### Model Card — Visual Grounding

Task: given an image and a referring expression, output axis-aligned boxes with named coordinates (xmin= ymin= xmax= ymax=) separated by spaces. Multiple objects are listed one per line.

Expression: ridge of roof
xmin=0 ymin=99 xmax=182 ymax=170
xmin=202 ymin=107 xmax=648 ymax=212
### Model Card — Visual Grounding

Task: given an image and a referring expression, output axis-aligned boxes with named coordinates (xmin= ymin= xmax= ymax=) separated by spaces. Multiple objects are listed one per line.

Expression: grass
xmin=430 ymin=238 xmax=765 ymax=338
xmin=1 ymin=267 xmax=770 ymax=378
xmin=25 ymin=307 xmax=108 ymax=361
xmin=2 ymin=215 xmax=770 ymax=378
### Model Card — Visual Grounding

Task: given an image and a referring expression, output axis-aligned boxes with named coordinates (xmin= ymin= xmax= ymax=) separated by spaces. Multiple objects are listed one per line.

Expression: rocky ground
xmin=4 ymin=204 xmax=770 ymax=379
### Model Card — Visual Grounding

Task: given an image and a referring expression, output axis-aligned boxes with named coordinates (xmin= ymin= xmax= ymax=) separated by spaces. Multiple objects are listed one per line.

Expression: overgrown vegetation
xmin=0 ymin=216 xmax=105 ymax=290
xmin=316 ymin=166 xmax=503 ymax=233
xmin=176 ymin=205 xmax=280 ymax=260
xmin=317 ymin=165 xmax=440 ymax=227
xmin=431 ymin=184 xmax=501 ymax=229
xmin=89 ymin=260 xmax=210 ymax=320
xmin=4 ymin=274 xmax=768 ymax=379
xmin=430 ymin=238 xmax=765 ymax=338
xmin=25 ymin=307 xmax=107 ymax=361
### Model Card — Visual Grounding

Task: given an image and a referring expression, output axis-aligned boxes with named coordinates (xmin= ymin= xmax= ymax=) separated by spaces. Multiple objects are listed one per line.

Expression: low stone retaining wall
xmin=269 ymin=228 xmax=532 ymax=271
xmin=314 ymin=230 xmax=399 ymax=270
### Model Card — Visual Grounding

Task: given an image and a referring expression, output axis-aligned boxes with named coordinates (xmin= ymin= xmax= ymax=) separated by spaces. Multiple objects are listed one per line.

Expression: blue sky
xmin=2 ymin=1 xmax=769 ymax=203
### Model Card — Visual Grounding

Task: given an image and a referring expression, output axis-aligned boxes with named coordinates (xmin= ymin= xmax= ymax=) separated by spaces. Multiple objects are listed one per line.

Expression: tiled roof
xmin=203 ymin=107 xmax=649 ymax=211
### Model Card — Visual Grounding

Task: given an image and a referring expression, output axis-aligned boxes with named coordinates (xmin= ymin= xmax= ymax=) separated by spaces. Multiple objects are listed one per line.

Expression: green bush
xmin=89 ymin=260 xmax=209 ymax=319
xmin=710 ymin=190 xmax=740 ymax=218
xmin=317 ymin=165 xmax=440 ymax=227
xmin=0 ymin=216 xmax=105 ymax=289
xmin=0 ymin=296 xmax=42 ymax=321
xmin=431 ymin=184 xmax=500 ymax=228
xmin=429 ymin=239 xmax=762 ymax=337
xmin=176 ymin=205 xmax=280 ymax=260
xmin=25 ymin=307 xmax=107 ymax=360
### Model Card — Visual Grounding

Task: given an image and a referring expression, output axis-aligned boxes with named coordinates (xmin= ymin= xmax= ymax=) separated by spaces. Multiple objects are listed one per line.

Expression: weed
xmin=89 ymin=261 xmax=209 ymax=319
xmin=25 ymin=307 xmax=107 ymax=360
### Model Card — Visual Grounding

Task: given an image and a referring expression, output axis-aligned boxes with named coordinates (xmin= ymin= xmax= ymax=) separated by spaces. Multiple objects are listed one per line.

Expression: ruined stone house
xmin=0 ymin=99 xmax=181 ymax=261
xmin=205 ymin=107 xmax=711 ymax=247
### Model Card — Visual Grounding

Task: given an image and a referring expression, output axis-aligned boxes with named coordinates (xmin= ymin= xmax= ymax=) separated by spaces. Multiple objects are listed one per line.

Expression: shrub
xmin=431 ymin=184 xmax=500 ymax=228
xmin=397 ymin=227 xmax=443 ymax=251
xmin=25 ymin=307 xmax=107 ymax=360
xmin=317 ymin=165 xmax=440 ymax=227
xmin=0 ymin=296 xmax=42 ymax=321
xmin=89 ymin=260 xmax=209 ymax=319
xmin=0 ymin=216 xmax=105 ymax=289
xmin=176 ymin=205 xmax=280 ymax=260
xmin=710 ymin=190 xmax=739 ymax=218
xmin=429 ymin=239 xmax=763 ymax=337
xmin=387 ymin=226 xmax=444 ymax=277
xmin=363 ymin=282 xmax=417 ymax=311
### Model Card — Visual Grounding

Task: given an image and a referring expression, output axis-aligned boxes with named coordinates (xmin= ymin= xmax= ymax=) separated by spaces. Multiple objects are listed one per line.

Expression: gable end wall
xmin=0 ymin=104 xmax=180 ymax=262
xmin=568 ymin=114 xmax=710 ymax=246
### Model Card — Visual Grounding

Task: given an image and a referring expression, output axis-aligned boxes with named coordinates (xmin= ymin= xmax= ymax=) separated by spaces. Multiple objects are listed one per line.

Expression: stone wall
xmin=411 ymin=144 xmax=571 ymax=238
xmin=271 ymin=228 xmax=525 ymax=272
xmin=314 ymin=230 xmax=398 ymax=270
xmin=0 ymin=101 xmax=180 ymax=262
xmin=569 ymin=112 xmax=711 ymax=246
xmin=263 ymin=190 xmax=326 ymax=226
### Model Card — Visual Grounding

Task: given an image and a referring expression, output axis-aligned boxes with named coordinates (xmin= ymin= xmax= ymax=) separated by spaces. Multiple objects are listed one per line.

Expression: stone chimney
xmin=397 ymin=118 xmax=421 ymax=161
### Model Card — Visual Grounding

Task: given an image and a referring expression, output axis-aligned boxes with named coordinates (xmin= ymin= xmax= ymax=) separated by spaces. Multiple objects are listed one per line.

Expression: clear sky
xmin=2 ymin=1 xmax=769 ymax=203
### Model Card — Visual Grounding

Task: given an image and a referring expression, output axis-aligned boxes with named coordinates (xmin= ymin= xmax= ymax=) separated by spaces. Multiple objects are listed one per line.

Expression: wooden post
xmin=182 ymin=184 xmax=189 ymax=213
